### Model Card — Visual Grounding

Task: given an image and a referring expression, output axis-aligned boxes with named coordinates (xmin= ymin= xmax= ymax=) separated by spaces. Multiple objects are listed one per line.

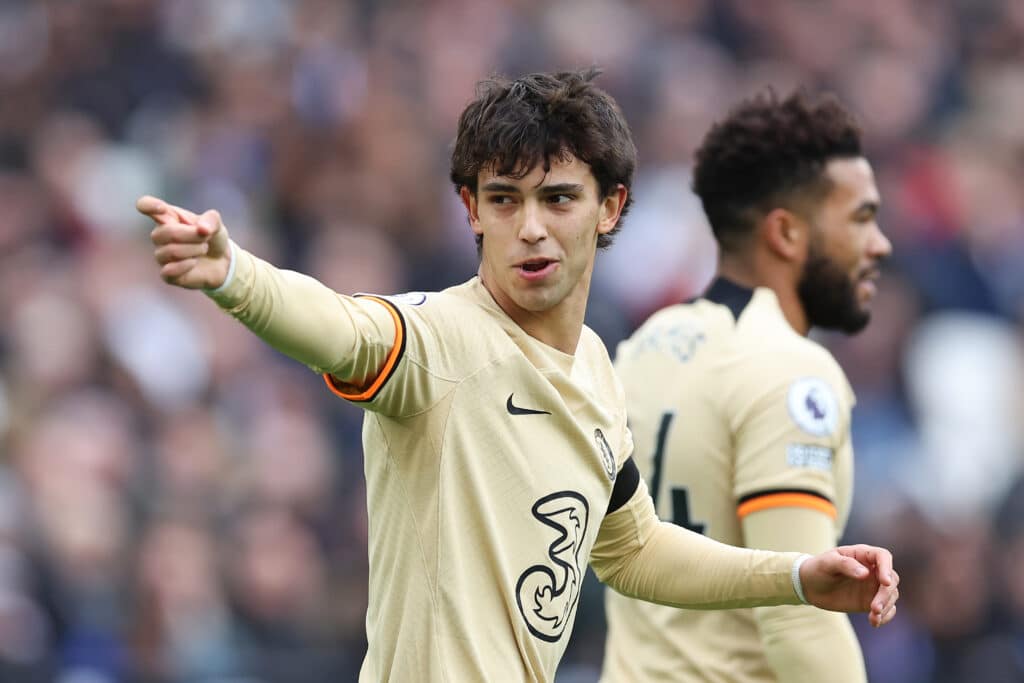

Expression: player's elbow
xmin=590 ymin=549 xmax=646 ymax=598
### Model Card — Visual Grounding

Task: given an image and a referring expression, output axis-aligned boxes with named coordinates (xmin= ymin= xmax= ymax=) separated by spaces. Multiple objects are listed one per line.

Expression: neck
xmin=478 ymin=267 xmax=591 ymax=356
xmin=718 ymin=251 xmax=809 ymax=336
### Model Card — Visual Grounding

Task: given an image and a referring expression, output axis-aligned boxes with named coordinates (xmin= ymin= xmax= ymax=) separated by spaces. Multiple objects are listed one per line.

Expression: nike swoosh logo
xmin=507 ymin=393 xmax=551 ymax=416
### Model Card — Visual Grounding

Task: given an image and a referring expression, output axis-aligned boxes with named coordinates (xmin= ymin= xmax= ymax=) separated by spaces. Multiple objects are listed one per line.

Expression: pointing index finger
xmin=136 ymin=195 xmax=169 ymax=219
xmin=137 ymin=195 xmax=200 ymax=226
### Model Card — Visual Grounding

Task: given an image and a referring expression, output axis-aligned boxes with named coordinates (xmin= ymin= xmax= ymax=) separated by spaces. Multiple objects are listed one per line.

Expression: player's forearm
xmin=205 ymin=244 xmax=392 ymax=381
xmin=591 ymin=483 xmax=802 ymax=609
xmin=755 ymin=605 xmax=867 ymax=682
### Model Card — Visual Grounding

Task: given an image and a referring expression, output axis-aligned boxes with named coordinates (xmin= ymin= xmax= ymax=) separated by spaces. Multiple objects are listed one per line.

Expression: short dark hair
xmin=450 ymin=68 xmax=636 ymax=249
xmin=693 ymin=89 xmax=862 ymax=252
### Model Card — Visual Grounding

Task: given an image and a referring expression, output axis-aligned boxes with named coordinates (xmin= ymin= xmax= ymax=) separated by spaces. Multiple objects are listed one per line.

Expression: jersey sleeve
xmin=730 ymin=347 xmax=853 ymax=523
xmin=590 ymin=478 xmax=802 ymax=609
xmin=207 ymin=245 xmax=447 ymax=417
xmin=743 ymin=506 xmax=867 ymax=681
xmin=323 ymin=293 xmax=460 ymax=417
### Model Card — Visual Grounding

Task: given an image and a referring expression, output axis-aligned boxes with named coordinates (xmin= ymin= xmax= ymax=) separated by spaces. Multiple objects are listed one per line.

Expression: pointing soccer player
xmin=602 ymin=90 xmax=892 ymax=682
xmin=140 ymin=71 xmax=898 ymax=683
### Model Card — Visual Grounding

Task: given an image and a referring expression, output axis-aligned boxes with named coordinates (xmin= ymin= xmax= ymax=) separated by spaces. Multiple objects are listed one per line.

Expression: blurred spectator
xmin=131 ymin=517 xmax=239 ymax=681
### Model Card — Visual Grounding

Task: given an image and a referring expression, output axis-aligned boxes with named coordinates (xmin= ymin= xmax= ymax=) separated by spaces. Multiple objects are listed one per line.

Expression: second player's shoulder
xmin=732 ymin=332 xmax=851 ymax=406
xmin=724 ymin=330 xmax=855 ymax=456
xmin=715 ymin=294 xmax=852 ymax=411
xmin=614 ymin=300 xmax=721 ymax=367
xmin=772 ymin=335 xmax=847 ymax=387
xmin=731 ymin=293 xmax=845 ymax=379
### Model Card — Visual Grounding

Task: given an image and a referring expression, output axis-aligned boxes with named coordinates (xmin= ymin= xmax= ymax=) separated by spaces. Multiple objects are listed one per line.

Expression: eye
xmin=853 ymin=205 xmax=879 ymax=223
xmin=547 ymin=194 xmax=574 ymax=205
xmin=488 ymin=195 xmax=515 ymax=205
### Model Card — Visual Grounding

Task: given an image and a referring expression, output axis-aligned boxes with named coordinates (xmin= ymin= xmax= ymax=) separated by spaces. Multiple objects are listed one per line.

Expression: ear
xmin=597 ymin=184 xmax=628 ymax=235
xmin=460 ymin=186 xmax=483 ymax=236
xmin=761 ymin=208 xmax=808 ymax=263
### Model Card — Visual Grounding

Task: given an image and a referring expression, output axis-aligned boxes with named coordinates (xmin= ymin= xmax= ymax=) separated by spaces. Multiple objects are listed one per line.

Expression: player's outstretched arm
xmin=137 ymin=195 xmax=231 ymax=290
xmin=799 ymin=544 xmax=899 ymax=627
xmin=136 ymin=195 xmax=398 ymax=394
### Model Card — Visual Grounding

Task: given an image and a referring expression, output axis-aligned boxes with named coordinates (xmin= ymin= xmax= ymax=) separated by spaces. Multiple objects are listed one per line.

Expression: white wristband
xmin=204 ymin=241 xmax=236 ymax=294
xmin=791 ymin=554 xmax=812 ymax=605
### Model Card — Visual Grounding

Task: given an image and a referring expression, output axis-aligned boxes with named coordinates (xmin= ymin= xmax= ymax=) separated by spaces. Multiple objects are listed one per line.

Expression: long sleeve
xmin=744 ymin=507 xmax=867 ymax=682
xmin=590 ymin=479 xmax=802 ymax=610
xmin=204 ymin=244 xmax=395 ymax=388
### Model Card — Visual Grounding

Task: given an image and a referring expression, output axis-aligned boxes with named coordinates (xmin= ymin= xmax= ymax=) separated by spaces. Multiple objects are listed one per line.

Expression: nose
xmin=868 ymin=222 xmax=892 ymax=260
xmin=517 ymin=201 xmax=548 ymax=244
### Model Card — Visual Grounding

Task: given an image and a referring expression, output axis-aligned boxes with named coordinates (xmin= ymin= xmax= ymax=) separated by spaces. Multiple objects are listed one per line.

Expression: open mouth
xmin=515 ymin=259 xmax=559 ymax=282
xmin=521 ymin=259 xmax=553 ymax=272
xmin=858 ymin=264 xmax=881 ymax=281
xmin=857 ymin=270 xmax=880 ymax=300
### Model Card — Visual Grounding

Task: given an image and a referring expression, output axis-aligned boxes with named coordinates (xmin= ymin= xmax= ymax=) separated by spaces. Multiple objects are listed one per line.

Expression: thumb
xmin=196 ymin=209 xmax=222 ymax=237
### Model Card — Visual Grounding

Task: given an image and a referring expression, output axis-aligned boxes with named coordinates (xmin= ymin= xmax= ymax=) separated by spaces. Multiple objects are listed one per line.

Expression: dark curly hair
xmin=450 ymin=68 xmax=636 ymax=250
xmin=693 ymin=89 xmax=862 ymax=252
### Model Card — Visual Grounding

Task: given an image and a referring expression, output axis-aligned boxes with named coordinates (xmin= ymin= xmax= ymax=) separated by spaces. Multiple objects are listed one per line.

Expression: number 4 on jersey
xmin=649 ymin=412 xmax=706 ymax=535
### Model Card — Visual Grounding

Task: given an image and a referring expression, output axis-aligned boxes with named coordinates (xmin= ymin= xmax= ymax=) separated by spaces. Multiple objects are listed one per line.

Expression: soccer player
xmin=602 ymin=90 xmax=892 ymax=682
xmin=139 ymin=71 xmax=898 ymax=683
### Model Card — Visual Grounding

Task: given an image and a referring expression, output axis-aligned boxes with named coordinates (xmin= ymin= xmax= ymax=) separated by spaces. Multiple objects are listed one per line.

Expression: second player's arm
xmin=734 ymin=354 xmax=867 ymax=682
xmin=745 ymin=508 xmax=867 ymax=683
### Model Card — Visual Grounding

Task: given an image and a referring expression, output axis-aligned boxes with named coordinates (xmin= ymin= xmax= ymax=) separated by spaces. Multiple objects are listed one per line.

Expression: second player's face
xmin=464 ymin=155 xmax=621 ymax=322
xmin=798 ymin=157 xmax=892 ymax=333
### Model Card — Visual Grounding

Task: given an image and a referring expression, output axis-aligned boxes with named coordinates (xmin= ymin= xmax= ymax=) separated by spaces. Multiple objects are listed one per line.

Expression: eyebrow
xmin=480 ymin=182 xmax=521 ymax=193
xmin=539 ymin=183 xmax=586 ymax=195
xmin=479 ymin=182 xmax=586 ymax=195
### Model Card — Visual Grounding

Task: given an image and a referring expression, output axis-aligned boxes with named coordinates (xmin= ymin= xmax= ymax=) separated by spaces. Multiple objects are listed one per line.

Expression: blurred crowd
xmin=1 ymin=0 xmax=1023 ymax=681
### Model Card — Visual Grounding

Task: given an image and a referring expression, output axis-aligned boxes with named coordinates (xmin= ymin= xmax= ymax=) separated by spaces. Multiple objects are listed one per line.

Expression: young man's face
xmin=461 ymin=154 xmax=624 ymax=322
xmin=797 ymin=156 xmax=892 ymax=333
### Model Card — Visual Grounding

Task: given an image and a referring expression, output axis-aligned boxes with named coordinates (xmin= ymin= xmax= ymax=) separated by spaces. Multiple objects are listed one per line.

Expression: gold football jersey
xmin=208 ymin=250 xmax=812 ymax=682
xmin=323 ymin=278 xmax=632 ymax=682
xmin=602 ymin=278 xmax=856 ymax=683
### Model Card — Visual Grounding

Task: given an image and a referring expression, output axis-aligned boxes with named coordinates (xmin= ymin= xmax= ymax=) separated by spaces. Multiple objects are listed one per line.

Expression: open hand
xmin=137 ymin=195 xmax=231 ymax=290
xmin=800 ymin=544 xmax=899 ymax=627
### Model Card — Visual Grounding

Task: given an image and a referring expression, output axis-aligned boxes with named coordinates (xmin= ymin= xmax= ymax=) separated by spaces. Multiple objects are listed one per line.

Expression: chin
xmin=842 ymin=309 xmax=871 ymax=334
xmin=513 ymin=292 xmax=554 ymax=313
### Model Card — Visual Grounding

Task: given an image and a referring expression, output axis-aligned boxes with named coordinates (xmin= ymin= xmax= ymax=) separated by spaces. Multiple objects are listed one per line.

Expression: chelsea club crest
xmin=594 ymin=428 xmax=616 ymax=481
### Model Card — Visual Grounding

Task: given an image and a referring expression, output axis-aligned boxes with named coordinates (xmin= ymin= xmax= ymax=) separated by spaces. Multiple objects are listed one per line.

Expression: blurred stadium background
xmin=1 ymin=0 xmax=1023 ymax=681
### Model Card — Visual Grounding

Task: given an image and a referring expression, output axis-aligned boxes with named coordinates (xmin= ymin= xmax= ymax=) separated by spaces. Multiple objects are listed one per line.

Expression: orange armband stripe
xmin=323 ymin=295 xmax=406 ymax=403
xmin=736 ymin=489 xmax=836 ymax=520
